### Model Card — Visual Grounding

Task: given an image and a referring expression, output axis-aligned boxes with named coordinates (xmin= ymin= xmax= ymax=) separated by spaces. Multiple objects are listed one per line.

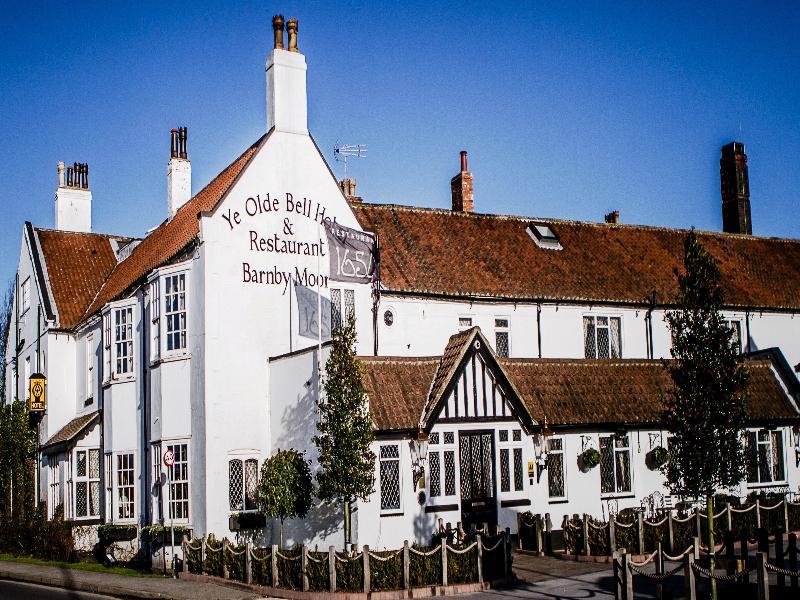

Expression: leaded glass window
xmin=330 ymin=289 xmax=342 ymax=329
xmin=500 ymin=448 xmax=510 ymax=492
xmin=513 ymin=448 xmax=523 ymax=491
xmin=547 ymin=438 xmax=565 ymax=498
xmin=746 ymin=429 xmax=786 ymax=484
xmin=600 ymin=435 xmax=631 ymax=495
xmin=379 ymin=445 xmax=401 ymax=511
xmin=498 ymin=430 xmax=524 ymax=494
xmin=430 ymin=452 xmax=441 ymax=497
xmin=229 ymin=459 xmax=243 ymax=511
xmin=444 ymin=450 xmax=456 ymax=496
xmin=74 ymin=448 xmax=100 ymax=518
xmin=583 ymin=316 xmax=621 ymax=359
xmin=244 ymin=459 xmax=258 ymax=511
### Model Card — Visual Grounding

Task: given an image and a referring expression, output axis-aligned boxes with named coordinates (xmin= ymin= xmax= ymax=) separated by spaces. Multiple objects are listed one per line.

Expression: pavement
xmin=0 ymin=560 xmax=263 ymax=600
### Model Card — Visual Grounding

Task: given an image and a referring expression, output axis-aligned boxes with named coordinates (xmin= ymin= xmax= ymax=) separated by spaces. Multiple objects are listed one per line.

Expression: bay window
xmin=85 ymin=334 xmax=94 ymax=401
xmin=114 ymin=307 xmax=134 ymax=375
xmin=150 ymin=278 xmax=160 ymax=359
xmin=584 ymin=315 xmax=622 ymax=359
xmin=600 ymin=434 xmax=632 ymax=495
xmin=103 ymin=312 xmax=111 ymax=381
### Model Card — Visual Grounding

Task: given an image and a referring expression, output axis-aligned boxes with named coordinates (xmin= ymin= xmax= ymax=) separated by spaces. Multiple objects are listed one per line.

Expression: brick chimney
xmin=604 ymin=210 xmax=620 ymax=224
xmin=55 ymin=161 xmax=91 ymax=232
xmin=168 ymin=127 xmax=191 ymax=218
xmin=451 ymin=151 xmax=474 ymax=212
xmin=339 ymin=178 xmax=361 ymax=203
xmin=720 ymin=141 xmax=751 ymax=234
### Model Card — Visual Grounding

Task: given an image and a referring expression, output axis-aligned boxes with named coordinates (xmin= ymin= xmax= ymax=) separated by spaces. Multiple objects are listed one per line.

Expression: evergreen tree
xmin=313 ymin=312 xmax=375 ymax=547
xmin=258 ymin=448 xmax=313 ymax=547
xmin=663 ymin=231 xmax=749 ymax=599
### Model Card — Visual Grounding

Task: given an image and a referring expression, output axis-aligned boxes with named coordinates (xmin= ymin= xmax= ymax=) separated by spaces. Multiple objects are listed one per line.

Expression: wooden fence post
xmin=403 ymin=540 xmax=410 ymax=589
xmin=613 ymin=552 xmax=624 ymax=600
xmin=684 ymin=554 xmax=696 ymax=600
xmin=693 ymin=536 xmax=700 ymax=560
xmin=535 ymin=514 xmax=544 ymax=554
xmin=621 ymin=552 xmax=633 ymax=600
xmin=328 ymin=546 xmax=336 ymax=593
xmin=724 ymin=530 xmax=735 ymax=577
xmin=201 ymin=537 xmax=207 ymax=575
xmin=441 ymin=541 xmax=448 ymax=586
xmin=271 ymin=544 xmax=279 ymax=588
xmin=740 ymin=530 xmax=750 ymax=586
xmin=637 ymin=512 xmax=645 ymax=555
xmin=223 ymin=539 xmax=229 ymax=579
xmin=363 ymin=545 xmax=370 ymax=593
xmin=726 ymin=502 xmax=732 ymax=532
xmin=476 ymin=534 xmax=483 ymax=583
xmin=516 ymin=513 xmax=523 ymax=549
xmin=505 ymin=528 xmax=511 ymax=577
xmin=655 ymin=542 xmax=664 ymax=600
xmin=545 ymin=512 xmax=553 ymax=554
xmin=789 ymin=532 xmax=798 ymax=589
xmin=245 ymin=541 xmax=252 ymax=584
xmin=695 ymin=507 xmax=702 ymax=543
xmin=756 ymin=499 xmax=761 ymax=529
xmin=609 ymin=518 xmax=617 ymax=554
xmin=583 ymin=514 xmax=590 ymax=556
xmin=775 ymin=529 xmax=785 ymax=589
xmin=301 ymin=544 xmax=309 ymax=592
xmin=757 ymin=551 xmax=770 ymax=600
xmin=784 ymin=500 xmax=790 ymax=533
xmin=181 ymin=535 xmax=188 ymax=574
xmin=667 ymin=512 xmax=674 ymax=554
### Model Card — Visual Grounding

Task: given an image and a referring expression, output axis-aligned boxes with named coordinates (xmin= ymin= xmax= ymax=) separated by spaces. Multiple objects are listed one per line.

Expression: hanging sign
xmin=29 ymin=373 xmax=46 ymax=412
xmin=324 ymin=221 xmax=378 ymax=284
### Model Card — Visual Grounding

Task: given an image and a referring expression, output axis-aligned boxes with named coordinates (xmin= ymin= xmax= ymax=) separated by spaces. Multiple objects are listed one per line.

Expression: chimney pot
xmin=451 ymin=150 xmax=474 ymax=212
xmin=286 ymin=18 xmax=298 ymax=52
xmin=57 ymin=162 xmax=65 ymax=187
xmin=339 ymin=178 xmax=360 ymax=202
xmin=272 ymin=15 xmax=285 ymax=50
xmin=604 ymin=210 xmax=620 ymax=224
xmin=720 ymin=141 xmax=751 ymax=234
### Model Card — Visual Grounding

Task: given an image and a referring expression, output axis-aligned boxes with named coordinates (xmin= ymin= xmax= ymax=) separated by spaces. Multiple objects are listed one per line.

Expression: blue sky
xmin=1 ymin=1 xmax=798 ymax=284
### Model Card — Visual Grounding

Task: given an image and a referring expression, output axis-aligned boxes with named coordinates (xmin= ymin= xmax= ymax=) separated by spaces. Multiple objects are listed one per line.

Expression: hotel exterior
xmin=4 ymin=17 xmax=800 ymax=558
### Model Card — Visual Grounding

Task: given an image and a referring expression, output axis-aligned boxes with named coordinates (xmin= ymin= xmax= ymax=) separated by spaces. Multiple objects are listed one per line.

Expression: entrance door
xmin=458 ymin=430 xmax=497 ymax=530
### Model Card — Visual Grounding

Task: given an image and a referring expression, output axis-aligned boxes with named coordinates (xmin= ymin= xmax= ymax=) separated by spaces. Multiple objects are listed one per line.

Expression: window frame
xmin=73 ymin=447 xmax=101 ymax=520
xmin=115 ymin=452 xmax=136 ymax=523
xmin=228 ymin=455 xmax=260 ymax=513
xmin=583 ymin=314 xmax=623 ymax=359
xmin=458 ymin=316 xmax=473 ymax=331
xmin=164 ymin=273 xmax=188 ymax=355
xmin=330 ymin=287 xmax=355 ymax=331
xmin=723 ymin=319 xmax=743 ymax=354
xmin=164 ymin=441 xmax=190 ymax=524
xmin=599 ymin=434 xmax=633 ymax=497
xmin=113 ymin=306 xmax=135 ymax=377
xmin=85 ymin=334 xmax=94 ymax=402
xmin=428 ymin=431 xmax=457 ymax=500
xmin=494 ymin=317 xmax=510 ymax=358
xmin=20 ymin=277 xmax=31 ymax=315
xmin=546 ymin=436 xmax=567 ymax=501
xmin=746 ymin=428 xmax=786 ymax=486
xmin=378 ymin=443 xmax=402 ymax=515
xmin=149 ymin=278 xmax=161 ymax=361
xmin=498 ymin=428 xmax=525 ymax=494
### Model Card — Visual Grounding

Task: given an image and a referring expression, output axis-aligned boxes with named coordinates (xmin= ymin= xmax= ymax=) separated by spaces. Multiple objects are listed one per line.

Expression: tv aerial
xmin=333 ymin=144 xmax=367 ymax=179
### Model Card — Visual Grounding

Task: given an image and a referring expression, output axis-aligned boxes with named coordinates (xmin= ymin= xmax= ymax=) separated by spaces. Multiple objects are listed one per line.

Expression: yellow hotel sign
xmin=29 ymin=373 xmax=46 ymax=412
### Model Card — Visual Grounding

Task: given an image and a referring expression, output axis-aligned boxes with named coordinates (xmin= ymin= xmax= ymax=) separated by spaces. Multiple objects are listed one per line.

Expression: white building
xmin=4 ymin=16 xmax=800 ymax=555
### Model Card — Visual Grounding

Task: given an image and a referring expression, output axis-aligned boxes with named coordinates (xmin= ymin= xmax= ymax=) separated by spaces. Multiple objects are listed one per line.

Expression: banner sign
xmin=29 ymin=373 xmax=46 ymax=412
xmin=295 ymin=284 xmax=332 ymax=341
xmin=324 ymin=221 xmax=378 ymax=284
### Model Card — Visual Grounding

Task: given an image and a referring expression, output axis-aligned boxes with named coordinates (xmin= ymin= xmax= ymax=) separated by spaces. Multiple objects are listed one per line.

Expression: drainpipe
xmin=373 ymin=234 xmax=381 ymax=357
xmin=646 ymin=291 xmax=656 ymax=359
xmin=142 ymin=287 xmax=151 ymax=526
xmin=745 ymin=310 xmax=751 ymax=354
xmin=536 ymin=303 xmax=542 ymax=358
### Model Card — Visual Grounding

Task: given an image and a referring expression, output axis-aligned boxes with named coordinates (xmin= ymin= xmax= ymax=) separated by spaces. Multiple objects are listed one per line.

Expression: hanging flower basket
xmin=646 ymin=446 xmax=669 ymax=470
xmin=579 ymin=448 xmax=601 ymax=469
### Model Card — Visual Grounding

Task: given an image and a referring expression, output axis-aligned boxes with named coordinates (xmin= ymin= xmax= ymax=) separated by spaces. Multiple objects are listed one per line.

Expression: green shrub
xmin=276 ymin=546 xmax=302 ymax=589
xmin=250 ymin=547 xmax=272 ymax=585
xmin=409 ymin=545 xmax=441 ymax=587
xmin=369 ymin=550 xmax=403 ymax=591
xmin=446 ymin=544 xmax=477 ymax=584
xmin=306 ymin=551 xmax=328 ymax=591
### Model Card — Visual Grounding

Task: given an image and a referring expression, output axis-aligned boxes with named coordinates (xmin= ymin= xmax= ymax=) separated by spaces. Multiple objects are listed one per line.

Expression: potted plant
xmin=579 ymin=448 xmax=601 ymax=470
xmin=646 ymin=446 xmax=669 ymax=470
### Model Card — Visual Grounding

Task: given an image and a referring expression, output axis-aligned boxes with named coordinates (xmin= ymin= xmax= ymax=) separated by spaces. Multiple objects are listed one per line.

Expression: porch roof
xmin=41 ymin=411 xmax=99 ymax=454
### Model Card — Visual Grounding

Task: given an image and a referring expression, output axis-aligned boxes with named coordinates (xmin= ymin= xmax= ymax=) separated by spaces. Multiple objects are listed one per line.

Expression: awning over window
xmin=41 ymin=412 xmax=100 ymax=454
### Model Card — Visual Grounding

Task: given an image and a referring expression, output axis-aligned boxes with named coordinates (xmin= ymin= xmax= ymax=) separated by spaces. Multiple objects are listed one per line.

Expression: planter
xmin=98 ymin=524 xmax=138 ymax=543
xmin=578 ymin=448 xmax=601 ymax=471
xmin=229 ymin=512 xmax=267 ymax=531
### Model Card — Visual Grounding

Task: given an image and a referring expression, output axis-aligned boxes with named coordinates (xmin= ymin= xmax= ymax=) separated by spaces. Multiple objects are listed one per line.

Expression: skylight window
xmin=527 ymin=222 xmax=562 ymax=250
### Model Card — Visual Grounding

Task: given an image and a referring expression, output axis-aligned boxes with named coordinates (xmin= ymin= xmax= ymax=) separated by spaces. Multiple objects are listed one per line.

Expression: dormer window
xmin=527 ymin=222 xmax=562 ymax=250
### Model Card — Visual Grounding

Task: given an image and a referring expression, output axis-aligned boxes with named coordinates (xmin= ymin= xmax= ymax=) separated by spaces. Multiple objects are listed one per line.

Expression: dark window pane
xmin=430 ymin=452 xmax=441 ymax=497
xmin=500 ymin=448 xmax=510 ymax=492
xmin=513 ymin=448 xmax=524 ymax=491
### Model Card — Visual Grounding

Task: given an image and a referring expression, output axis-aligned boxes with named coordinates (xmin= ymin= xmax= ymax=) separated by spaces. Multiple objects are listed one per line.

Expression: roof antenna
xmin=333 ymin=144 xmax=367 ymax=179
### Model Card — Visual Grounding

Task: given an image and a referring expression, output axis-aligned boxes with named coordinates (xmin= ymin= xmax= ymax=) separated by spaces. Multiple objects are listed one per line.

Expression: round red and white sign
xmin=163 ymin=449 xmax=175 ymax=468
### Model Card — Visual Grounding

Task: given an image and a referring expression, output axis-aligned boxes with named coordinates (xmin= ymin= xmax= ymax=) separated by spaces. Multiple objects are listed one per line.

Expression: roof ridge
xmin=356 ymin=202 xmax=800 ymax=244
xmin=34 ymin=227 xmax=135 ymax=241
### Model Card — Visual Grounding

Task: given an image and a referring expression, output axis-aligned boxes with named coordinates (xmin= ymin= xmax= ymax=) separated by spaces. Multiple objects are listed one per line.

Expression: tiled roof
xmin=359 ymin=354 xmax=799 ymax=432
xmin=360 ymin=357 xmax=440 ymax=431
xmin=34 ymin=229 xmax=132 ymax=330
xmin=352 ymin=204 xmax=800 ymax=309
xmin=41 ymin=411 xmax=99 ymax=453
xmin=82 ymin=134 xmax=265 ymax=320
xmin=500 ymin=358 xmax=799 ymax=426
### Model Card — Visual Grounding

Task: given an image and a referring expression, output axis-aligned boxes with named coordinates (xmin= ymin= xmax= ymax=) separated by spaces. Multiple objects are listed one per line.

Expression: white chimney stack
xmin=55 ymin=161 xmax=92 ymax=232
xmin=168 ymin=127 xmax=192 ymax=218
xmin=266 ymin=16 xmax=308 ymax=134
